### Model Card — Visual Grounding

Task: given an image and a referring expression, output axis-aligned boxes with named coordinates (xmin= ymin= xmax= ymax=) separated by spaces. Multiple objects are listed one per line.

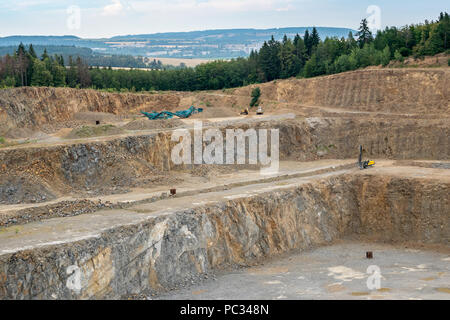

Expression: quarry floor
xmin=157 ymin=241 xmax=450 ymax=300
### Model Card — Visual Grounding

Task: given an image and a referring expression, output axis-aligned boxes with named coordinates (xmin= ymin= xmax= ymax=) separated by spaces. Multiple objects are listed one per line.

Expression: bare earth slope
xmin=233 ymin=68 xmax=450 ymax=113
xmin=0 ymin=88 xmax=180 ymax=134
xmin=1 ymin=68 xmax=449 ymax=135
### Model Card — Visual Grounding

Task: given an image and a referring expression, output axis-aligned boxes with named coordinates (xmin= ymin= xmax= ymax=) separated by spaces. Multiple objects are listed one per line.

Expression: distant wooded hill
xmin=0 ymin=27 xmax=356 ymax=59
xmin=0 ymin=45 xmax=177 ymax=69
xmin=109 ymin=27 xmax=355 ymax=42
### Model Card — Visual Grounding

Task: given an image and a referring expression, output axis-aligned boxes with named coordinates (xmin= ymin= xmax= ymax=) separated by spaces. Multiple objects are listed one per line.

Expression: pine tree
xmin=304 ymin=29 xmax=312 ymax=56
xmin=259 ymin=36 xmax=281 ymax=81
xmin=16 ymin=43 xmax=26 ymax=56
xmin=15 ymin=43 xmax=28 ymax=86
xmin=51 ymin=59 xmax=66 ymax=87
xmin=437 ymin=12 xmax=450 ymax=50
xmin=28 ymin=44 xmax=37 ymax=59
xmin=347 ymin=31 xmax=357 ymax=49
xmin=381 ymin=45 xmax=391 ymax=66
xmin=31 ymin=59 xmax=53 ymax=86
xmin=293 ymin=34 xmax=301 ymax=47
xmin=357 ymin=19 xmax=373 ymax=48
xmin=424 ymin=24 xmax=444 ymax=55
xmin=247 ymin=49 xmax=261 ymax=83
xmin=67 ymin=56 xmax=78 ymax=87
xmin=41 ymin=49 xmax=49 ymax=61
xmin=293 ymin=34 xmax=307 ymax=69
xmin=250 ymin=87 xmax=261 ymax=107
xmin=311 ymin=27 xmax=321 ymax=50
xmin=279 ymin=37 xmax=301 ymax=78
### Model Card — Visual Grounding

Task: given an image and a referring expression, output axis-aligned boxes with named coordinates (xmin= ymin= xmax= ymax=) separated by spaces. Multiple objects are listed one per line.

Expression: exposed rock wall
xmin=348 ymin=174 xmax=450 ymax=243
xmin=1 ymin=118 xmax=449 ymax=204
xmin=0 ymin=87 xmax=181 ymax=133
xmin=277 ymin=118 xmax=450 ymax=161
xmin=0 ymin=132 xmax=177 ymax=201
xmin=0 ymin=173 xmax=447 ymax=299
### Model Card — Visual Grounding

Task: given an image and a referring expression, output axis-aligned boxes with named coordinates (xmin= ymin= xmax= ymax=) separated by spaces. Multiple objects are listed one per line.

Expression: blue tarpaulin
xmin=141 ymin=106 xmax=203 ymax=120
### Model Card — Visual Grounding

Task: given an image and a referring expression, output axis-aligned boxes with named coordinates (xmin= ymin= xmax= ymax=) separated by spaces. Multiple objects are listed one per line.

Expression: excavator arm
xmin=358 ymin=145 xmax=375 ymax=169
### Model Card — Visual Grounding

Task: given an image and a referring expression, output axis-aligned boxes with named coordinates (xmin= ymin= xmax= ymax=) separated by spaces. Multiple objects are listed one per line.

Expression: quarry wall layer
xmin=0 ymin=172 xmax=447 ymax=299
xmin=0 ymin=118 xmax=449 ymax=204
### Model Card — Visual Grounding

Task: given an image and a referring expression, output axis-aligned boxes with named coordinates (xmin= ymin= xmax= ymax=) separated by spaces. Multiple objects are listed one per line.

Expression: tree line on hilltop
xmin=0 ymin=12 xmax=449 ymax=91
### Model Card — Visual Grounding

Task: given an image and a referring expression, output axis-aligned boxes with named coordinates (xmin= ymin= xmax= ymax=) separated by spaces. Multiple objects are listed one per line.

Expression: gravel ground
xmin=157 ymin=241 xmax=450 ymax=300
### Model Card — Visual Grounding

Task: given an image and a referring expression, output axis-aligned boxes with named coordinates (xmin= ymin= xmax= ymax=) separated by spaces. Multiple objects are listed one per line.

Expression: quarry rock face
xmin=0 ymin=132 xmax=177 ymax=203
xmin=0 ymin=68 xmax=448 ymax=300
xmin=0 ymin=174 xmax=447 ymax=299
xmin=0 ymin=118 xmax=448 ymax=204
xmin=0 ymin=87 xmax=181 ymax=133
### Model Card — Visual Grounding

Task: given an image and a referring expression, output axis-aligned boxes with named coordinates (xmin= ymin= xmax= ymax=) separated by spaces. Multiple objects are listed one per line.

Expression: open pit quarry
xmin=0 ymin=67 xmax=449 ymax=300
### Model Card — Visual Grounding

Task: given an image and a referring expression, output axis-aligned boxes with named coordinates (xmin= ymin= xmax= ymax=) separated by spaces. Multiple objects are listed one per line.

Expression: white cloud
xmin=197 ymin=0 xmax=275 ymax=12
xmin=0 ymin=0 xmax=59 ymax=11
xmin=129 ymin=0 xmax=295 ymax=13
xmin=102 ymin=0 xmax=124 ymax=16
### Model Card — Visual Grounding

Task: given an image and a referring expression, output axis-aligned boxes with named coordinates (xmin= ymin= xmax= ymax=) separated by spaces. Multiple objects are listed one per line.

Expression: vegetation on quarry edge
xmin=0 ymin=12 xmax=449 ymax=93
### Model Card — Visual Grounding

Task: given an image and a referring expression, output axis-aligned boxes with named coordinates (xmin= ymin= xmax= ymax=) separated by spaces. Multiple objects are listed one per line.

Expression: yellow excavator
xmin=240 ymin=107 xmax=249 ymax=115
xmin=240 ymin=106 xmax=264 ymax=115
xmin=358 ymin=145 xmax=375 ymax=169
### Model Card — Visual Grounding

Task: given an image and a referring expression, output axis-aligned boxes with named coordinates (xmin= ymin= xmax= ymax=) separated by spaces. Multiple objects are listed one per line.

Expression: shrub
xmin=249 ymin=87 xmax=261 ymax=107
xmin=394 ymin=50 xmax=404 ymax=62
xmin=398 ymin=47 xmax=411 ymax=57
xmin=0 ymin=76 xmax=16 ymax=88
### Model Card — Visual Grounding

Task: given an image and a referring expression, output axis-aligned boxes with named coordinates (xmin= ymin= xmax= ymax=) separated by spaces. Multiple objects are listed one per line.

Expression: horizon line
xmin=0 ymin=26 xmax=358 ymax=40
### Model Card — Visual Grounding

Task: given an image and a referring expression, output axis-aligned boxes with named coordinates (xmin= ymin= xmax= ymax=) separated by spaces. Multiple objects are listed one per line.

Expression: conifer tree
xmin=304 ymin=29 xmax=312 ymax=56
xmin=41 ymin=49 xmax=49 ymax=61
xmin=28 ymin=44 xmax=37 ymax=59
xmin=357 ymin=19 xmax=374 ymax=48
xmin=311 ymin=27 xmax=321 ymax=49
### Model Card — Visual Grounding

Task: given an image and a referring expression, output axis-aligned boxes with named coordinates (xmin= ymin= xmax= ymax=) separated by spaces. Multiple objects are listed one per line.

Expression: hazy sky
xmin=0 ymin=0 xmax=448 ymax=38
